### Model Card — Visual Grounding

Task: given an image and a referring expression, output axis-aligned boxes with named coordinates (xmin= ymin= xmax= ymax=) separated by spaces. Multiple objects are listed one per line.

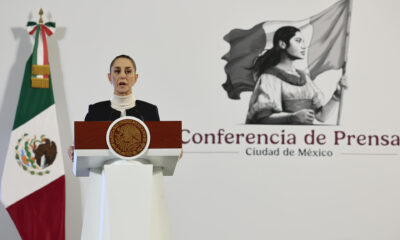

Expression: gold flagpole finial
xmin=39 ymin=8 xmax=44 ymax=24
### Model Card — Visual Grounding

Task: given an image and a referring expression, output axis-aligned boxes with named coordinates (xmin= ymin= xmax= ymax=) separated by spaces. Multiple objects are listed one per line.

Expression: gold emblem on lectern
xmin=108 ymin=118 xmax=149 ymax=158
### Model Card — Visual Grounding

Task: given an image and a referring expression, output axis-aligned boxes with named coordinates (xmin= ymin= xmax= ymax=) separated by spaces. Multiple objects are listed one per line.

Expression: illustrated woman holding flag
xmin=246 ymin=26 xmax=346 ymax=124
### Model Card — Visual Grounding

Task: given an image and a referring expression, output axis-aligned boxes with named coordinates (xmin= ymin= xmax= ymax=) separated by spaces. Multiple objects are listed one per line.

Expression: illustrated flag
xmin=222 ymin=0 xmax=352 ymax=99
xmin=0 ymin=11 xmax=65 ymax=240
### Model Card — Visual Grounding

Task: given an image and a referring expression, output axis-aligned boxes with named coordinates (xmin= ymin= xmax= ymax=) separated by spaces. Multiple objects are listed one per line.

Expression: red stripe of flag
xmin=6 ymin=176 xmax=65 ymax=240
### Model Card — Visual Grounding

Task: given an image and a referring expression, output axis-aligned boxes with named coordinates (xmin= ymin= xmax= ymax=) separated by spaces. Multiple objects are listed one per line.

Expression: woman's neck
xmin=110 ymin=93 xmax=136 ymax=111
xmin=275 ymin=56 xmax=297 ymax=74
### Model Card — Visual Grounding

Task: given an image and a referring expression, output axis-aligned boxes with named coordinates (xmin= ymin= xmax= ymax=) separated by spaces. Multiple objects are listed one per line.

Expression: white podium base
xmin=81 ymin=160 xmax=172 ymax=240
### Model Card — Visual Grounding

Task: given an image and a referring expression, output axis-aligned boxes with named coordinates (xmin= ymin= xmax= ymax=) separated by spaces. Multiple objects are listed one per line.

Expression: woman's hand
xmin=312 ymin=95 xmax=323 ymax=108
xmin=339 ymin=75 xmax=348 ymax=89
xmin=292 ymin=109 xmax=315 ymax=124
xmin=68 ymin=146 xmax=74 ymax=162
xmin=333 ymin=75 xmax=348 ymax=100
xmin=178 ymin=149 xmax=183 ymax=161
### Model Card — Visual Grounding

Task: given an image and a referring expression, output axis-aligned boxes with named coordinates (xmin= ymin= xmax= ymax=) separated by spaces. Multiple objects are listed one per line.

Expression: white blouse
xmin=247 ymin=69 xmax=324 ymax=122
xmin=110 ymin=94 xmax=136 ymax=117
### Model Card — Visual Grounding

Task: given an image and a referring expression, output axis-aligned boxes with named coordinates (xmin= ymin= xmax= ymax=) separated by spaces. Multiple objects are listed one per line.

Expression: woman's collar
xmin=265 ymin=67 xmax=307 ymax=86
xmin=111 ymin=93 xmax=136 ymax=110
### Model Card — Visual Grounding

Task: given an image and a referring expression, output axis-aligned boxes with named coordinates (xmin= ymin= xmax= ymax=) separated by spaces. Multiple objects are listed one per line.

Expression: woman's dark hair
xmin=251 ymin=26 xmax=300 ymax=78
xmin=109 ymin=54 xmax=137 ymax=73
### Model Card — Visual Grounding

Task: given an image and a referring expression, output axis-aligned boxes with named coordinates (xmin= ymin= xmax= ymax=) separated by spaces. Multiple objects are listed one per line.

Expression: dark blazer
xmin=84 ymin=100 xmax=160 ymax=121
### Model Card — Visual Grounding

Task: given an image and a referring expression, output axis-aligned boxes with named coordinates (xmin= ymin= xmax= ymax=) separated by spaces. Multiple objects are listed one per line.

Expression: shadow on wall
xmin=0 ymin=24 xmax=83 ymax=239
xmin=0 ymin=201 xmax=20 ymax=240
xmin=48 ymin=26 xmax=84 ymax=240
xmin=0 ymin=26 xmax=32 ymax=240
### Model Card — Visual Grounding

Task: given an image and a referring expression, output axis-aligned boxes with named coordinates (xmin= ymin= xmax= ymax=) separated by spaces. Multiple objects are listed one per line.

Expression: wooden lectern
xmin=73 ymin=120 xmax=181 ymax=240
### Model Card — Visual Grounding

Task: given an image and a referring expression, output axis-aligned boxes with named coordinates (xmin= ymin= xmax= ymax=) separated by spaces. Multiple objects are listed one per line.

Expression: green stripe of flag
xmin=13 ymin=55 xmax=54 ymax=130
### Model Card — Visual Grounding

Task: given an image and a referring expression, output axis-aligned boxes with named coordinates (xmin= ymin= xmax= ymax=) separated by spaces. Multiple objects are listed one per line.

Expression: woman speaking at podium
xmin=84 ymin=54 xmax=160 ymax=121
xmin=70 ymin=55 xmax=172 ymax=240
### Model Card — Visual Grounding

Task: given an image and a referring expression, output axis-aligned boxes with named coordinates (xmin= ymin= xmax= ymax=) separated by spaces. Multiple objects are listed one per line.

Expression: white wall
xmin=1 ymin=0 xmax=400 ymax=239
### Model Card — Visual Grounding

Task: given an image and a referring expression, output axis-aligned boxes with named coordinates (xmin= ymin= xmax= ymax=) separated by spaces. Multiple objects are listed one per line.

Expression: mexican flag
xmin=222 ymin=0 xmax=352 ymax=99
xmin=0 ymin=19 xmax=65 ymax=240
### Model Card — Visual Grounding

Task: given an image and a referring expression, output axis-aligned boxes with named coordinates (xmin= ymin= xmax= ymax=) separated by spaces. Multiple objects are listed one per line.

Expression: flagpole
xmin=336 ymin=0 xmax=353 ymax=125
